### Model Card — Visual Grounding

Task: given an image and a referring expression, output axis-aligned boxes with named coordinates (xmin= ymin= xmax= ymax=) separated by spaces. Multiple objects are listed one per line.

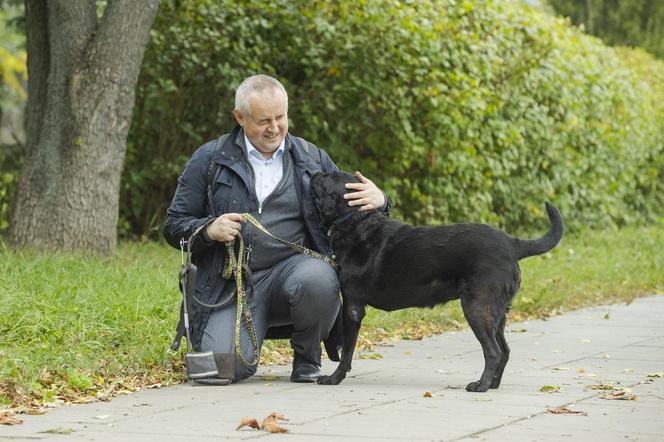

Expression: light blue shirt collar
xmin=244 ymin=134 xmax=285 ymax=161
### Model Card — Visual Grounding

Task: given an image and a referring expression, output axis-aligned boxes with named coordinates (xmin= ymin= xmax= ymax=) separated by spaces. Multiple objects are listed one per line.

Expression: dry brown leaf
xmin=600 ymin=389 xmax=637 ymax=401
xmin=261 ymin=412 xmax=289 ymax=433
xmin=268 ymin=412 xmax=289 ymax=421
xmin=0 ymin=412 xmax=23 ymax=426
xmin=0 ymin=381 xmax=22 ymax=408
xmin=547 ymin=407 xmax=587 ymax=416
xmin=236 ymin=417 xmax=259 ymax=431
xmin=145 ymin=383 xmax=162 ymax=389
xmin=423 ymin=391 xmax=433 ymax=398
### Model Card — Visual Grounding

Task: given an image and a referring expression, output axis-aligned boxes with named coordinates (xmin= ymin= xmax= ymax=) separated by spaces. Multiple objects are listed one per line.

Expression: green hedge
xmin=123 ymin=0 xmax=663 ymax=238
xmin=3 ymin=0 xmax=660 ymax=239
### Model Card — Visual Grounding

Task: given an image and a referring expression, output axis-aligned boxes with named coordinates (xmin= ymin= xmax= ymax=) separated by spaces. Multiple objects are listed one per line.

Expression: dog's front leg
xmin=318 ymin=302 xmax=366 ymax=385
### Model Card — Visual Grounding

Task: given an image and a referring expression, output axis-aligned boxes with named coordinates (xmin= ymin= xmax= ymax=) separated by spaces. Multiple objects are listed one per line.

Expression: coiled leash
xmin=224 ymin=233 xmax=260 ymax=368
xmin=225 ymin=213 xmax=337 ymax=367
xmin=176 ymin=213 xmax=336 ymax=372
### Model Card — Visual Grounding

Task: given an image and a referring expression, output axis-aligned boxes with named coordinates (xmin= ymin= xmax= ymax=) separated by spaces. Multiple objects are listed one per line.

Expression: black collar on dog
xmin=333 ymin=211 xmax=354 ymax=226
xmin=326 ymin=211 xmax=354 ymax=238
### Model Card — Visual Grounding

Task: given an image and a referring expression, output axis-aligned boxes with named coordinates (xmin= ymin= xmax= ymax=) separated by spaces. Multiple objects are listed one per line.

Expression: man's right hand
xmin=206 ymin=213 xmax=246 ymax=242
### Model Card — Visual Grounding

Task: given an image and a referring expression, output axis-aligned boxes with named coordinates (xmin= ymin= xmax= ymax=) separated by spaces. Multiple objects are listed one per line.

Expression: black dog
xmin=311 ymin=171 xmax=564 ymax=391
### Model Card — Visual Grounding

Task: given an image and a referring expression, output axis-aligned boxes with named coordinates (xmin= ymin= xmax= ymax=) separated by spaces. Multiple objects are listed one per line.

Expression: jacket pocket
xmin=211 ymin=168 xmax=233 ymax=216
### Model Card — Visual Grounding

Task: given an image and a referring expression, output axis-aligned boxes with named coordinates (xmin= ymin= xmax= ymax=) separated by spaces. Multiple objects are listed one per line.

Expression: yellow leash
xmin=224 ymin=213 xmax=336 ymax=368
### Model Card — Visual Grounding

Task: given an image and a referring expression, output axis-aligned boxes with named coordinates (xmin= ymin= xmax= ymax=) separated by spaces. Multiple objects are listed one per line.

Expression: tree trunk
xmin=9 ymin=0 xmax=160 ymax=254
xmin=585 ymin=0 xmax=594 ymax=33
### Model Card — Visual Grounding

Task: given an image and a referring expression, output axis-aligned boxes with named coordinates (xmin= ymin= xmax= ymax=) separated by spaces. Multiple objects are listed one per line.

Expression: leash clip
xmin=179 ymin=238 xmax=187 ymax=267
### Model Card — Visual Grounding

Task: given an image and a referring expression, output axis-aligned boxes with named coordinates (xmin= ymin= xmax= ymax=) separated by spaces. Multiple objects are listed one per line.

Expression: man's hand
xmin=206 ymin=213 xmax=245 ymax=242
xmin=344 ymin=171 xmax=386 ymax=212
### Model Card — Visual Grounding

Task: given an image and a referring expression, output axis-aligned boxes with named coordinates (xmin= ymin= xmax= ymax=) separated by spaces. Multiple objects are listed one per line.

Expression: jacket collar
xmin=211 ymin=124 xmax=245 ymax=166
xmin=287 ymin=134 xmax=321 ymax=174
xmin=213 ymin=125 xmax=320 ymax=174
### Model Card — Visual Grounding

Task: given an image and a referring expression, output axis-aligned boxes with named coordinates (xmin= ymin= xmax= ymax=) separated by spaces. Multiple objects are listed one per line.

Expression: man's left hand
xmin=344 ymin=171 xmax=386 ymax=211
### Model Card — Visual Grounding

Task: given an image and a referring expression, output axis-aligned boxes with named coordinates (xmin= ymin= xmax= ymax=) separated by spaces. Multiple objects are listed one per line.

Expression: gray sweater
xmin=242 ymin=147 xmax=307 ymax=271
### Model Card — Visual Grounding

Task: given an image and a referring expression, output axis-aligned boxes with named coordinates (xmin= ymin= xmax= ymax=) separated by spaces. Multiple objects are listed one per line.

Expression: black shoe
xmin=290 ymin=357 xmax=321 ymax=383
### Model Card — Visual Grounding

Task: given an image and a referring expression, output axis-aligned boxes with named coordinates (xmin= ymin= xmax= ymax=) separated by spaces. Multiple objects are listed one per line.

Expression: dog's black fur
xmin=311 ymin=171 xmax=564 ymax=391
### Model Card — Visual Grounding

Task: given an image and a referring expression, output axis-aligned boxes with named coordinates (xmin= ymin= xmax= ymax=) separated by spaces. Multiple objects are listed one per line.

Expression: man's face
xmin=234 ymin=89 xmax=288 ymax=159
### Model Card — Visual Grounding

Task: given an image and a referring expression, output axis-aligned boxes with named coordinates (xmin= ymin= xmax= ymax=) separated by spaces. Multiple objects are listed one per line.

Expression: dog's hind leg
xmin=490 ymin=314 xmax=509 ymax=389
xmin=318 ymin=302 xmax=366 ymax=385
xmin=461 ymin=289 xmax=504 ymax=392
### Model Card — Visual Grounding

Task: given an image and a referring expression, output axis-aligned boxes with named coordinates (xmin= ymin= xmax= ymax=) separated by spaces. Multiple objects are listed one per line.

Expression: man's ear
xmin=234 ymin=109 xmax=245 ymax=127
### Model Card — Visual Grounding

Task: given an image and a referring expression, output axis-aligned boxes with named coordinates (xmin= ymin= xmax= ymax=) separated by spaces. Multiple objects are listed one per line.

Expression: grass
xmin=1 ymin=224 xmax=663 ymax=410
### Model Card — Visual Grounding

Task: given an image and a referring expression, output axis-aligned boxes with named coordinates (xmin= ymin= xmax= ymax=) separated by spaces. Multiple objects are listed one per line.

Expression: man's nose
xmin=268 ymin=120 xmax=278 ymax=133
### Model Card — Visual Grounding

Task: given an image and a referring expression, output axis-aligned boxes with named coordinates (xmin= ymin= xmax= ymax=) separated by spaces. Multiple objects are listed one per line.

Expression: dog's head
xmin=310 ymin=171 xmax=360 ymax=230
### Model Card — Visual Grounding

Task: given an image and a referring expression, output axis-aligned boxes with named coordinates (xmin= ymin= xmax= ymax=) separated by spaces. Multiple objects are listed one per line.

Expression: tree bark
xmin=10 ymin=0 xmax=160 ymax=254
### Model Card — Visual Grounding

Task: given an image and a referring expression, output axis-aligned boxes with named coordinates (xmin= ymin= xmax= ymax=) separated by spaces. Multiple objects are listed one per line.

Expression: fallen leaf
xmin=547 ymin=407 xmax=587 ymax=416
xmin=540 ymin=385 xmax=561 ymax=393
xmin=0 ymin=381 xmax=22 ymax=408
xmin=587 ymin=383 xmax=615 ymax=390
xmin=603 ymin=313 xmax=610 ymax=320
xmin=268 ymin=412 xmax=288 ymax=421
xmin=145 ymin=383 xmax=162 ymax=389
xmin=622 ymin=368 xmax=634 ymax=373
xmin=552 ymin=367 xmax=570 ymax=371
xmin=577 ymin=368 xmax=586 ymax=373
xmin=602 ymin=353 xmax=611 ymax=359
xmin=261 ymin=412 xmax=288 ymax=433
xmin=236 ymin=417 xmax=260 ymax=431
xmin=423 ymin=391 xmax=433 ymax=398
xmin=646 ymin=372 xmax=663 ymax=378
xmin=94 ymin=415 xmax=109 ymax=420
xmin=509 ymin=329 xmax=528 ymax=333
xmin=358 ymin=353 xmax=383 ymax=360
xmin=600 ymin=389 xmax=637 ymax=401
xmin=0 ymin=412 xmax=22 ymax=426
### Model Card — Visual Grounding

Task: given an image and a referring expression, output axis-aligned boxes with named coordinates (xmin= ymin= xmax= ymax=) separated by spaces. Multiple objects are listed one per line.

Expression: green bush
xmin=125 ymin=0 xmax=663 ymax=236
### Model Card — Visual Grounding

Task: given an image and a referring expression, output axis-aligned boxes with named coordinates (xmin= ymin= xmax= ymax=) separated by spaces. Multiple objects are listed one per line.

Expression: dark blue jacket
xmin=164 ymin=125 xmax=391 ymax=351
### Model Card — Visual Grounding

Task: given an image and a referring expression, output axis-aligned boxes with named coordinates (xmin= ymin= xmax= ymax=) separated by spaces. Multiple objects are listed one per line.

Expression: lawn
xmin=1 ymin=224 xmax=662 ymax=410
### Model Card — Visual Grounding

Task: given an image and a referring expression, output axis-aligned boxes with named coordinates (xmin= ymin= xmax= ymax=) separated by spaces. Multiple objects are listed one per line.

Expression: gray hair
xmin=234 ymin=75 xmax=288 ymax=117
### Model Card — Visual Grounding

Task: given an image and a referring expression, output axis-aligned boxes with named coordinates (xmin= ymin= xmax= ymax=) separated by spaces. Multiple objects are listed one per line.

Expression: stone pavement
xmin=2 ymin=295 xmax=663 ymax=441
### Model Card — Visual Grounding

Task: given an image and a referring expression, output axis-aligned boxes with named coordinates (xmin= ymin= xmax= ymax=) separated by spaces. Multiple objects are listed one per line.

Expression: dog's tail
xmin=514 ymin=202 xmax=564 ymax=260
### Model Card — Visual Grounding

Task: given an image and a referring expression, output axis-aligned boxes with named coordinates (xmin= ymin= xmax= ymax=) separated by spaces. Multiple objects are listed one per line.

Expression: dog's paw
xmin=317 ymin=375 xmax=335 ymax=385
xmin=465 ymin=381 xmax=489 ymax=392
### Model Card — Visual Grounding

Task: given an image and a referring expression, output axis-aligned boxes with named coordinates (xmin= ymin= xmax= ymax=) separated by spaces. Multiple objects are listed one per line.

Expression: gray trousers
xmin=200 ymin=253 xmax=340 ymax=382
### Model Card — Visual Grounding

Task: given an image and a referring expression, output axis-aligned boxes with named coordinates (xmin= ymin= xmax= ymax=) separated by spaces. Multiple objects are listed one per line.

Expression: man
xmin=164 ymin=75 xmax=390 ymax=383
